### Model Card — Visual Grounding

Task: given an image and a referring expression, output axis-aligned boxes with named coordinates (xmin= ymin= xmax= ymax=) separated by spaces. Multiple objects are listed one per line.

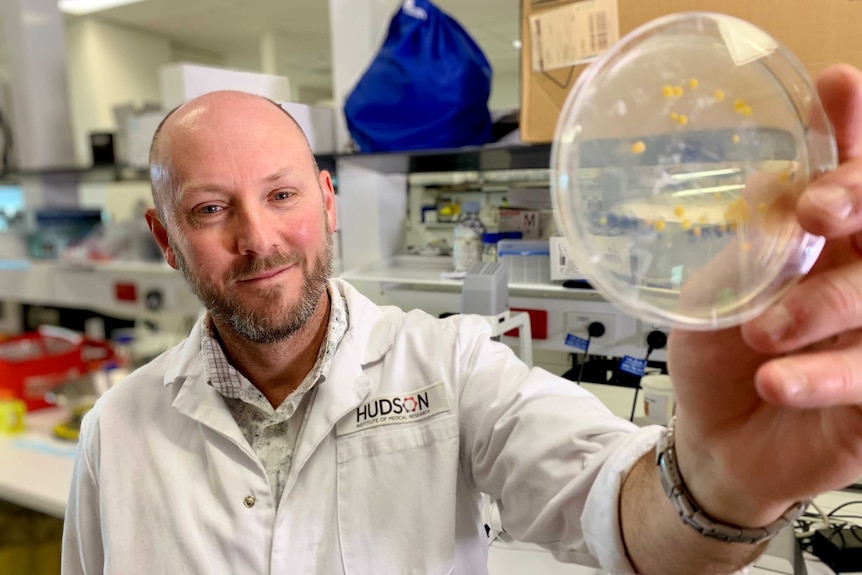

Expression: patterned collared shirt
xmin=201 ymin=280 xmax=349 ymax=505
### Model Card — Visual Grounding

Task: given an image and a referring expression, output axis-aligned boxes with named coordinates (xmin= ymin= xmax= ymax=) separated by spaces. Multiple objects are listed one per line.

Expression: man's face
xmin=172 ymin=216 xmax=333 ymax=343
xmin=149 ymin=94 xmax=338 ymax=343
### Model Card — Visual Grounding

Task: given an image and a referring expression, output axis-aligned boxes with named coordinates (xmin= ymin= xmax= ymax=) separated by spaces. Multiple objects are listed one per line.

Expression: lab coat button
xmin=243 ymin=495 xmax=256 ymax=508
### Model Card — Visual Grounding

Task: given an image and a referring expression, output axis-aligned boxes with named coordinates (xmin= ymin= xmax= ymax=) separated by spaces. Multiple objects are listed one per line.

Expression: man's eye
xmin=198 ymin=205 xmax=222 ymax=214
xmin=274 ymin=191 xmax=293 ymax=201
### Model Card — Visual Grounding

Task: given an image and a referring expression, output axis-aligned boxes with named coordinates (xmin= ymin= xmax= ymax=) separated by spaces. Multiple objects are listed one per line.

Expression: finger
xmin=755 ymin=332 xmax=862 ymax=408
xmin=742 ymin=255 xmax=862 ymax=353
xmin=798 ymin=64 xmax=862 ymax=237
xmin=797 ymin=160 xmax=862 ymax=237
xmin=817 ymin=64 xmax=862 ymax=163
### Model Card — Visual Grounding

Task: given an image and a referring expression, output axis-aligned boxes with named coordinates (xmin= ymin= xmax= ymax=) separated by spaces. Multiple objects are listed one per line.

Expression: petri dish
xmin=551 ymin=12 xmax=837 ymax=330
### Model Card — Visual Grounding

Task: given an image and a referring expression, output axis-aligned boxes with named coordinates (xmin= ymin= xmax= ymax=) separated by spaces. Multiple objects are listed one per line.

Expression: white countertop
xmin=0 ymin=407 xmax=76 ymax=518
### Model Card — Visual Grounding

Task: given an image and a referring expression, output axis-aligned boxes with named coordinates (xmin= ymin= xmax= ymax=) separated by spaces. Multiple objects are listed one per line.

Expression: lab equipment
xmin=461 ymin=261 xmax=508 ymax=317
xmin=551 ymin=12 xmax=837 ymax=329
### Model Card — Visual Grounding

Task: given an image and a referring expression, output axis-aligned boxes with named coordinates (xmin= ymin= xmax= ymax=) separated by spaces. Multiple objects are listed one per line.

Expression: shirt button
xmin=243 ymin=495 xmax=256 ymax=508
xmin=285 ymin=402 xmax=295 ymax=416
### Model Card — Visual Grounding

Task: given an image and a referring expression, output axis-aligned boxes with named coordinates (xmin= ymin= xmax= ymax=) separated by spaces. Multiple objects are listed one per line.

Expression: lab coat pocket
xmin=336 ymin=415 xmax=459 ymax=575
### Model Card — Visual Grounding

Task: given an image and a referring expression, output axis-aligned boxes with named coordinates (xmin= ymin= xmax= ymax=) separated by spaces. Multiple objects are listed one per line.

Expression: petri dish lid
xmin=551 ymin=12 xmax=837 ymax=330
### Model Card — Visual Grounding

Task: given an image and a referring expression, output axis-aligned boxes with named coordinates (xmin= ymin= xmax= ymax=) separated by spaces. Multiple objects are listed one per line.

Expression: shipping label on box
xmin=529 ymin=0 xmax=620 ymax=72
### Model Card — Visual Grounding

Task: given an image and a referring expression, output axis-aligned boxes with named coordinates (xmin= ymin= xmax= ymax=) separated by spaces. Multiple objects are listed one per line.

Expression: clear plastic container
xmin=551 ymin=12 xmax=837 ymax=330
xmin=453 ymin=203 xmax=487 ymax=272
xmin=481 ymin=232 xmax=504 ymax=263
xmin=498 ymin=240 xmax=551 ymax=284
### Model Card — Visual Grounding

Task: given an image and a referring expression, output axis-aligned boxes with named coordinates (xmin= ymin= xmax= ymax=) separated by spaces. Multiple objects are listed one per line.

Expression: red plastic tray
xmin=0 ymin=326 xmax=114 ymax=411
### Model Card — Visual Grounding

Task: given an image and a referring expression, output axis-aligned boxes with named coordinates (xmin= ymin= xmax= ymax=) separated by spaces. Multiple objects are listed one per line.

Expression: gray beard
xmin=173 ymin=234 xmax=333 ymax=344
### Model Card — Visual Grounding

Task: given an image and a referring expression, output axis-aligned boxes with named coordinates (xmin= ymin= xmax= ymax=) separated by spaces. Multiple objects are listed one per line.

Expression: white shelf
xmin=417 ymin=222 xmax=457 ymax=229
xmin=341 ymin=256 xmax=460 ymax=288
xmin=340 ymin=255 xmax=602 ymax=300
xmin=0 ymin=259 xmax=201 ymax=319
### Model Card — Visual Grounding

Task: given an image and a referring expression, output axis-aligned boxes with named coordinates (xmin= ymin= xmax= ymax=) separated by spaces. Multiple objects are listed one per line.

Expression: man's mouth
xmin=237 ymin=264 xmax=294 ymax=283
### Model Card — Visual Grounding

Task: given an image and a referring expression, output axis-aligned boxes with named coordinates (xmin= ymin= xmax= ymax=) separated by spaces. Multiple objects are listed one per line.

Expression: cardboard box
xmin=499 ymin=208 xmax=540 ymax=239
xmin=521 ymin=0 xmax=862 ymax=143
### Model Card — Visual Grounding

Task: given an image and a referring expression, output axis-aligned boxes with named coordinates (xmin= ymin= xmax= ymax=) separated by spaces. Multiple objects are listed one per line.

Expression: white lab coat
xmin=62 ymin=279 xmax=661 ymax=575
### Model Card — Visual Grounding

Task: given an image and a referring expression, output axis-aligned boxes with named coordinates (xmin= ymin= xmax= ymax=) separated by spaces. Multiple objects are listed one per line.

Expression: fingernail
xmin=811 ymin=184 xmax=854 ymax=220
xmin=758 ymin=304 xmax=794 ymax=343
xmin=773 ymin=363 xmax=808 ymax=398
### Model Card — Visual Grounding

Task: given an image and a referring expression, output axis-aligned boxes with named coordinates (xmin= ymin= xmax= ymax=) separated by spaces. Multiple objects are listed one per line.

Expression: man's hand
xmin=670 ymin=63 xmax=862 ymax=529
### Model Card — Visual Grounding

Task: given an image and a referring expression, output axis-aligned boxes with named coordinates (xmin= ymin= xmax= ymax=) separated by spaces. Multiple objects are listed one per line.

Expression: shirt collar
xmin=200 ymin=280 xmax=349 ymax=408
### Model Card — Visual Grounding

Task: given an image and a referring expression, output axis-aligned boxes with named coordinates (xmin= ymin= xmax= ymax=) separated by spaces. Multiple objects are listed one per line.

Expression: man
xmin=63 ymin=63 xmax=862 ymax=574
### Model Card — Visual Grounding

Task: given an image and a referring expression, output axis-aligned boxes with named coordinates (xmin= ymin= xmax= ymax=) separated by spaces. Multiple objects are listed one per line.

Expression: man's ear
xmin=145 ymin=208 xmax=178 ymax=269
xmin=319 ymin=169 xmax=337 ymax=232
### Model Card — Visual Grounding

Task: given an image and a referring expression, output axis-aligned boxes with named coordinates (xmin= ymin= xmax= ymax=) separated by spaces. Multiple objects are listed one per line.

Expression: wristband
xmin=655 ymin=416 xmax=809 ymax=544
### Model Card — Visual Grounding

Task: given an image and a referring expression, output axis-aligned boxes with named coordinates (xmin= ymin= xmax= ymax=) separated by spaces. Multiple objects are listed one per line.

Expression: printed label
xmin=529 ymin=0 xmax=620 ymax=72
xmin=565 ymin=333 xmax=589 ymax=351
xmin=619 ymin=355 xmax=647 ymax=377
xmin=336 ymin=382 xmax=450 ymax=436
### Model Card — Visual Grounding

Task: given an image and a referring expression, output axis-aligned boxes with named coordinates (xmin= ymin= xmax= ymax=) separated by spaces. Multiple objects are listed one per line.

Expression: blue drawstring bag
xmin=344 ymin=0 xmax=493 ymax=153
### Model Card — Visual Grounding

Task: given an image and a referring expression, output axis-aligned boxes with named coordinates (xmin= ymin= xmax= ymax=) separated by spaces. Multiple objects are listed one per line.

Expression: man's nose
xmin=234 ymin=206 xmax=279 ymax=256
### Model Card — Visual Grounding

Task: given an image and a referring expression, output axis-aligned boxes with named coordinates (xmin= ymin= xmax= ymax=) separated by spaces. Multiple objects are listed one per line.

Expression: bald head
xmin=148 ymin=91 xmax=318 ymax=226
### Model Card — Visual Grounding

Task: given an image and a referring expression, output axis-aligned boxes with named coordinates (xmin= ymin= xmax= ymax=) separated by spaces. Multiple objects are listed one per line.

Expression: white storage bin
xmin=498 ymin=240 xmax=551 ymax=284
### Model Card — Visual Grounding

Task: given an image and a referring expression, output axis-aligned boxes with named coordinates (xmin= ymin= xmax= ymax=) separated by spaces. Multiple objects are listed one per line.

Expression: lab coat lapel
xmin=162 ymin=315 xmax=254 ymax=459
xmin=170 ymin=360 xmax=255 ymax=460
xmin=285 ymin=282 xmax=395 ymax=491
xmin=287 ymin=329 xmax=371 ymax=488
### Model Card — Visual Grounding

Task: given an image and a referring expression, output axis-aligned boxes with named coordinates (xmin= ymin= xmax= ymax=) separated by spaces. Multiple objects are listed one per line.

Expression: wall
xmin=171 ymin=43 xmax=224 ymax=68
xmin=490 ymin=70 xmax=519 ymax=111
xmin=65 ymin=18 xmax=172 ymax=166
xmin=224 ymin=45 xmax=264 ymax=80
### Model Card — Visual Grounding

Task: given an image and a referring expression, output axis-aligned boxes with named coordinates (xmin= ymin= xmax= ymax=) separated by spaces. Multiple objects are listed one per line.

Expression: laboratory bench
xmin=0 ymin=408 xmax=74 ymax=519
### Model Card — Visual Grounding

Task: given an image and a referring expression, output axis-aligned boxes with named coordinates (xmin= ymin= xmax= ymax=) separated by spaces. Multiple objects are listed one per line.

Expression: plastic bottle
xmin=482 ymin=232 xmax=504 ymax=263
xmin=453 ymin=202 xmax=486 ymax=272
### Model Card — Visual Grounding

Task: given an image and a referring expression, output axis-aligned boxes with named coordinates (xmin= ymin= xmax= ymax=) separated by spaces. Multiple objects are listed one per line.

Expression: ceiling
xmin=76 ymin=0 xmax=522 ymax=100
